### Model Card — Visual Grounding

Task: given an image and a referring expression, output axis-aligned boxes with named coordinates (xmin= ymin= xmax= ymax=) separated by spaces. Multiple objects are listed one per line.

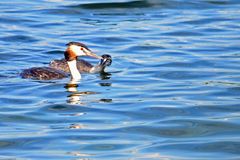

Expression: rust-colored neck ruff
xmin=64 ymin=48 xmax=77 ymax=61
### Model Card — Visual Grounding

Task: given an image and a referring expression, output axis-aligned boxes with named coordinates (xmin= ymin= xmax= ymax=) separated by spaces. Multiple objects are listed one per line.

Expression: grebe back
xmin=20 ymin=67 xmax=68 ymax=80
xmin=49 ymin=54 xmax=112 ymax=73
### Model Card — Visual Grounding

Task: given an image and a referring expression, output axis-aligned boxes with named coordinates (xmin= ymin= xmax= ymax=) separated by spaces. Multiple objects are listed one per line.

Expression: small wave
xmin=0 ymin=35 xmax=38 ymax=43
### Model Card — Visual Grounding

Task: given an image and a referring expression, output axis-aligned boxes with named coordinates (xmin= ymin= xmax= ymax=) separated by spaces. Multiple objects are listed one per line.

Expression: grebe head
xmin=100 ymin=54 xmax=112 ymax=67
xmin=65 ymin=42 xmax=101 ymax=81
xmin=65 ymin=42 xmax=102 ymax=61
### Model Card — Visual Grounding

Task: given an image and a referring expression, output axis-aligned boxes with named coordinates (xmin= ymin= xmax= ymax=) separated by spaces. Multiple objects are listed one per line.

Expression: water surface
xmin=0 ymin=0 xmax=240 ymax=159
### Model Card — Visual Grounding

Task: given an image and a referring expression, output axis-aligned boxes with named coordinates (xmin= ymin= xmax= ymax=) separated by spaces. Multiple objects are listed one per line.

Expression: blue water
xmin=0 ymin=0 xmax=240 ymax=159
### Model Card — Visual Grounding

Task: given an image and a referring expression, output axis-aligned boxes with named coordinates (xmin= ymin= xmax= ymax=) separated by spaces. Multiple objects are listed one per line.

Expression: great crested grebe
xmin=49 ymin=54 xmax=112 ymax=74
xmin=21 ymin=42 xmax=102 ymax=80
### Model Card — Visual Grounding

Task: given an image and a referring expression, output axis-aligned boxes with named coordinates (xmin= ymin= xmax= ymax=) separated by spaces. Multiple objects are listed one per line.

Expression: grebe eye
xmin=80 ymin=47 xmax=84 ymax=50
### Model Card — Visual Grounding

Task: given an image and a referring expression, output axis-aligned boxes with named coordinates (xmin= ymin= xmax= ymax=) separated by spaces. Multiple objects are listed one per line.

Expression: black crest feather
xmin=66 ymin=42 xmax=90 ymax=50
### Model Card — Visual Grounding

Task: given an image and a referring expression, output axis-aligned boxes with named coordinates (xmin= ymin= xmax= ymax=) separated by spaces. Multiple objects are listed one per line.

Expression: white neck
xmin=67 ymin=60 xmax=81 ymax=80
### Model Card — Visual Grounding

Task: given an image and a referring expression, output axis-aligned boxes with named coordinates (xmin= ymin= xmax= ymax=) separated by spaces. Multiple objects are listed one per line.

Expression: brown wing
xmin=49 ymin=59 xmax=93 ymax=73
xmin=77 ymin=59 xmax=93 ymax=73
xmin=21 ymin=67 xmax=68 ymax=80
xmin=49 ymin=59 xmax=69 ymax=72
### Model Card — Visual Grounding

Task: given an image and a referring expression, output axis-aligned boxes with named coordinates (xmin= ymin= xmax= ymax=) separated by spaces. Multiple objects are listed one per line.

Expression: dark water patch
xmin=205 ymin=0 xmax=239 ymax=5
xmin=127 ymin=44 xmax=165 ymax=52
xmin=160 ymin=59 xmax=214 ymax=69
xmin=71 ymin=1 xmax=153 ymax=9
xmin=30 ymin=22 xmax=64 ymax=28
xmin=93 ymin=12 xmax=146 ymax=16
xmin=0 ymin=35 xmax=38 ymax=43
xmin=95 ymin=36 xmax=133 ymax=44
xmin=0 ymin=114 xmax=41 ymax=124
xmin=0 ymin=17 xmax=37 ymax=25
xmin=0 ymin=97 xmax=35 ymax=106
xmin=157 ymin=70 xmax=217 ymax=80
xmin=191 ymin=104 xmax=240 ymax=121
xmin=162 ymin=30 xmax=205 ymax=37
xmin=181 ymin=16 xmax=234 ymax=26
xmin=81 ymin=143 xmax=135 ymax=152
xmin=0 ymin=140 xmax=18 ymax=149
xmin=41 ymin=104 xmax=83 ymax=112
xmin=40 ymin=8 xmax=84 ymax=16
xmin=201 ymin=27 xmax=231 ymax=35
xmin=36 ymin=103 xmax=130 ymax=123
xmin=117 ymin=124 xmax=204 ymax=138
xmin=141 ymin=140 xmax=240 ymax=159
xmin=127 ymin=106 xmax=197 ymax=120
xmin=195 ymin=141 xmax=240 ymax=155
xmin=67 ymin=0 xmax=240 ymax=10
xmin=205 ymin=81 xmax=240 ymax=88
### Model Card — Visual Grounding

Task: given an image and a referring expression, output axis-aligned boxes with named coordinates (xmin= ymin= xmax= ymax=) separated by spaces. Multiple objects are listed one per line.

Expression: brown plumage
xmin=49 ymin=59 xmax=93 ymax=73
xmin=20 ymin=67 xmax=68 ymax=80
xmin=49 ymin=54 xmax=112 ymax=74
xmin=20 ymin=42 xmax=102 ymax=80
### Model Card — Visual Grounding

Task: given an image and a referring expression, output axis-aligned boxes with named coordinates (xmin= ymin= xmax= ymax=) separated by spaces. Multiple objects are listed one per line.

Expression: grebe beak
xmin=84 ymin=49 xmax=102 ymax=59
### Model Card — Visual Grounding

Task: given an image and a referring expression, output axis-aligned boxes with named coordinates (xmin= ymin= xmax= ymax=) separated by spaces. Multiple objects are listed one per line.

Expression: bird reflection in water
xmin=64 ymin=71 xmax=112 ymax=105
xmin=98 ymin=72 xmax=113 ymax=102
xmin=99 ymin=71 xmax=112 ymax=87
xmin=64 ymin=80 xmax=97 ymax=105
xmin=64 ymin=73 xmax=113 ymax=133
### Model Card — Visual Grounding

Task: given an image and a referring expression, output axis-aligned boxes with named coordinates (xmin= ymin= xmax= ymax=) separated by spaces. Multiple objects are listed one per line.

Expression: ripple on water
xmin=0 ymin=35 xmax=38 ymax=43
